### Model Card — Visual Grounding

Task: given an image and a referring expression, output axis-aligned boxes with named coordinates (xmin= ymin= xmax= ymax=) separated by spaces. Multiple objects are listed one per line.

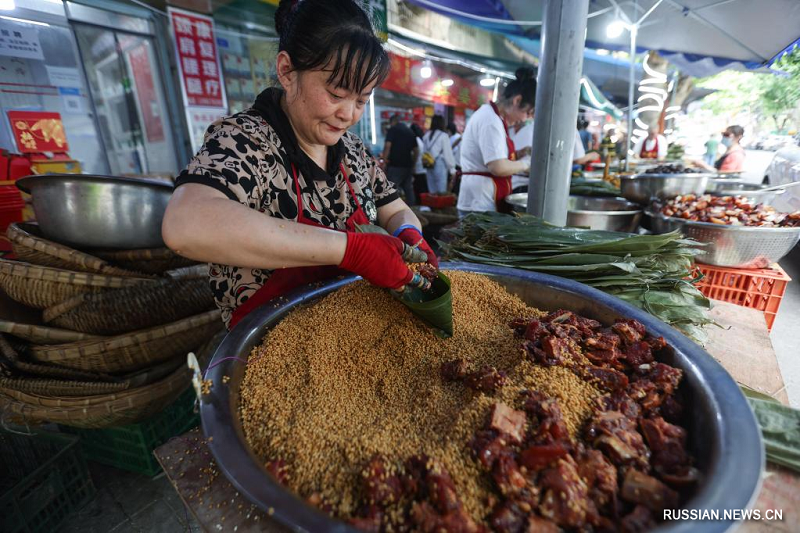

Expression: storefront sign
xmin=129 ymin=43 xmax=165 ymax=143
xmin=382 ymin=52 xmax=491 ymax=110
xmin=8 ymin=111 xmax=68 ymax=153
xmin=0 ymin=22 xmax=43 ymax=60
xmin=168 ymin=8 xmax=226 ymax=109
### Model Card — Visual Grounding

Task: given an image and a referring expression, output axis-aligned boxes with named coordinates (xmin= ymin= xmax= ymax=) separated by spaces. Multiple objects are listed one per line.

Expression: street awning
xmin=580 ymin=76 xmax=623 ymax=119
xmin=406 ymin=0 xmax=800 ymax=72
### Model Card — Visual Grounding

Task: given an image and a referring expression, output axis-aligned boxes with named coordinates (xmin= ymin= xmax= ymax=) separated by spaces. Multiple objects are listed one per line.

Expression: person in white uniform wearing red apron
xmin=457 ymin=68 xmax=536 ymax=215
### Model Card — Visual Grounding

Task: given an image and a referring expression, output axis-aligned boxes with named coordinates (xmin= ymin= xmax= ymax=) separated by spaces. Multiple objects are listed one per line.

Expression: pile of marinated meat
xmin=338 ymin=311 xmax=697 ymax=532
xmin=660 ymin=194 xmax=800 ymax=227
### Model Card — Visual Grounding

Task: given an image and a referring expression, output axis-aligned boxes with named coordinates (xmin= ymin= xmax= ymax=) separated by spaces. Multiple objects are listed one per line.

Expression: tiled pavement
xmin=60 ymin=463 xmax=200 ymax=533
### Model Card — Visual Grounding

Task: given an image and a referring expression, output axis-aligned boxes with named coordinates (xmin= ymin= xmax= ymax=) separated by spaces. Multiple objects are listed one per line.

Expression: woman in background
xmin=457 ymin=67 xmax=536 ymax=215
xmin=422 ymin=115 xmax=456 ymax=194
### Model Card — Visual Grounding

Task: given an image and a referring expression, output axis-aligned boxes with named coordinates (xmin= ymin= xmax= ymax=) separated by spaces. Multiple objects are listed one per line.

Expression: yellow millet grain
xmin=239 ymin=271 xmax=601 ymax=523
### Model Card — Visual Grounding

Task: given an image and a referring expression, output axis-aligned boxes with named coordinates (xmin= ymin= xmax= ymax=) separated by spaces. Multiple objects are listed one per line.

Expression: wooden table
xmin=156 ymin=300 xmax=797 ymax=532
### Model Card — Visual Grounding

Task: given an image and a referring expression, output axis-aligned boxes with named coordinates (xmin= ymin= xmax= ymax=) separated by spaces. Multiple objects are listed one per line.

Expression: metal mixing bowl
xmin=201 ymin=263 xmax=762 ymax=533
xmin=16 ymin=174 xmax=173 ymax=249
xmin=504 ymin=194 xmax=642 ymax=232
xmin=621 ymin=173 xmax=712 ymax=205
xmin=567 ymin=196 xmax=642 ymax=232
xmin=706 ymin=183 xmax=786 ymax=205
xmin=647 ymin=210 xmax=800 ymax=268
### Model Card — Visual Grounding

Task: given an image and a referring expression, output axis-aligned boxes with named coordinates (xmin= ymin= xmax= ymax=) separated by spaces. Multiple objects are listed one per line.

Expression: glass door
xmin=74 ymin=24 xmax=178 ymax=177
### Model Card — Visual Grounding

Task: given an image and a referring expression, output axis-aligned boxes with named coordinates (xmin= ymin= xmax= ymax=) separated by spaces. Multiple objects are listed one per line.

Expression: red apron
xmin=639 ymin=137 xmax=659 ymax=159
xmin=461 ymin=101 xmax=516 ymax=212
xmin=228 ymin=163 xmax=369 ymax=328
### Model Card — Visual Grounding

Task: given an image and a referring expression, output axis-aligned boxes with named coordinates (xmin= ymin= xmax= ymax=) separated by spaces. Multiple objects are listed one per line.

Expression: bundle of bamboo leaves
xmin=439 ymin=212 xmax=714 ymax=343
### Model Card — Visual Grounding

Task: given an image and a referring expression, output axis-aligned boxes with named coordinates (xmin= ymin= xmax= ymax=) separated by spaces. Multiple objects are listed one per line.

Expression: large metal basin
xmin=201 ymin=263 xmax=762 ymax=533
xmin=621 ymin=173 xmax=712 ymax=204
xmin=16 ymin=174 xmax=173 ymax=249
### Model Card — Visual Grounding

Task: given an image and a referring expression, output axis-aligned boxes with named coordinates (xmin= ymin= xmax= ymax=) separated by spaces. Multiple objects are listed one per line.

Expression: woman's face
xmin=505 ymin=95 xmax=534 ymax=127
xmin=279 ymin=53 xmax=375 ymax=146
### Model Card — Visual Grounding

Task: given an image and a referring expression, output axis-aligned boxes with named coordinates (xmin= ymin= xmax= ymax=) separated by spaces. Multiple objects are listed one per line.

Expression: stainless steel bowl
xmin=707 ymin=183 xmax=786 ymax=205
xmin=621 ymin=173 xmax=712 ymax=205
xmin=201 ymin=264 xmax=762 ymax=533
xmin=567 ymin=195 xmax=642 ymax=232
xmin=647 ymin=210 xmax=800 ymax=268
xmin=504 ymin=194 xmax=642 ymax=232
xmin=16 ymin=174 xmax=173 ymax=249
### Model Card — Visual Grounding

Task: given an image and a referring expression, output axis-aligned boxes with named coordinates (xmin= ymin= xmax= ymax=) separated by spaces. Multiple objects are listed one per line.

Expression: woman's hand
xmin=339 ymin=232 xmax=413 ymax=289
xmin=395 ymin=225 xmax=438 ymax=268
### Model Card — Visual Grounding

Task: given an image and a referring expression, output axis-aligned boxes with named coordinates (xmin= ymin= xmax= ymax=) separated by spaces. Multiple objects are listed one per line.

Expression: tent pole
xmin=626 ymin=25 xmax=637 ymax=171
xmin=527 ymin=0 xmax=589 ymax=225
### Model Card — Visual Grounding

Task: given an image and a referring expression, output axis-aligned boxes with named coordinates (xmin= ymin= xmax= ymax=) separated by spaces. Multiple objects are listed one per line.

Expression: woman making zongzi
xmin=162 ymin=0 xmax=437 ymax=329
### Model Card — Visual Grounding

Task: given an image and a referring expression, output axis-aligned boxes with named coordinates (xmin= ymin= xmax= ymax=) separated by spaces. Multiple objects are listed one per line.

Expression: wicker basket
xmin=0 ymin=259 xmax=155 ymax=309
xmin=42 ymin=277 xmax=214 ymax=335
xmin=92 ymin=247 xmax=198 ymax=275
xmin=7 ymin=223 xmax=148 ymax=277
xmin=0 ymin=377 xmax=129 ymax=396
xmin=27 ymin=310 xmax=222 ymax=373
xmin=0 ymin=364 xmax=192 ymax=428
xmin=0 ymin=319 xmax=101 ymax=344
xmin=0 ymin=355 xmax=183 ymax=397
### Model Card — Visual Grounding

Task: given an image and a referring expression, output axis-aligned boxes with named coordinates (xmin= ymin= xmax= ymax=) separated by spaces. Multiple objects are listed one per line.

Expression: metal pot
xmin=201 ymin=263 xmax=762 ymax=533
xmin=647 ymin=210 xmax=800 ymax=268
xmin=504 ymin=194 xmax=642 ymax=232
xmin=16 ymin=174 xmax=173 ymax=249
xmin=620 ymin=173 xmax=712 ymax=205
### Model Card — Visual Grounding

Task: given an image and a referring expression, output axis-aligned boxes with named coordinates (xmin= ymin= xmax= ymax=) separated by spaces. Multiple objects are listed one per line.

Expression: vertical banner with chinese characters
xmin=168 ymin=7 xmax=227 ymax=152
xmin=169 ymin=8 xmax=226 ymax=108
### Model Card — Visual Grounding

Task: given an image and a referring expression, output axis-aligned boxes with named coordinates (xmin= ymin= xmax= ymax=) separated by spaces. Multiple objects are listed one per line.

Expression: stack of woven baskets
xmin=0 ymin=222 xmax=222 ymax=428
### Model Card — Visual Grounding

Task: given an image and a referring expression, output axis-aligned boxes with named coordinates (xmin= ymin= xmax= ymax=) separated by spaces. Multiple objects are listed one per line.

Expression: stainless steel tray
xmin=201 ymin=263 xmax=762 ymax=533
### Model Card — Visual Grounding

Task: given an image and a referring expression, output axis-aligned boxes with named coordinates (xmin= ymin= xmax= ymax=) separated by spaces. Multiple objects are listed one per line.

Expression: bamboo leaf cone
xmin=355 ymin=224 xmax=454 ymax=338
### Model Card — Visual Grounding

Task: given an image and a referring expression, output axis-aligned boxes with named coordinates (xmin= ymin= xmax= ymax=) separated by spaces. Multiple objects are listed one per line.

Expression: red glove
xmin=339 ymin=232 xmax=413 ymax=290
xmin=395 ymin=226 xmax=439 ymax=268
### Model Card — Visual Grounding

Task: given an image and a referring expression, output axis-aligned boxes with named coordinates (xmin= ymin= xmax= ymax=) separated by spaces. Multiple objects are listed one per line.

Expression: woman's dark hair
xmin=429 ymin=115 xmax=446 ymax=133
xmin=726 ymin=125 xmax=744 ymax=138
xmin=446 ymin=121 xmax=458 ymax=135
xmin=275 ymin=0 xmax=390 ymax=94
xmin=410 ymin=123 xmax=423 ymax=138
xmin=502 ymin=67 xmax=537 ymax=108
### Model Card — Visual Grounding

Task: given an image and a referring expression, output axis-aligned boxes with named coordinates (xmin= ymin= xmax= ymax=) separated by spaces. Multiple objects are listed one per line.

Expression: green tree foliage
xmin=698 ymin=47 xmax=800 ymax=132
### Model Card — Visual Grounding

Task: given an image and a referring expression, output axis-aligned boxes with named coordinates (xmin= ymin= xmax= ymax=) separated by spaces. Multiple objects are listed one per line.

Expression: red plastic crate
xmin=420 ymin=193 xmax=456 ymax=208
xmin=695 ymin=263 xmax=791 ymax=331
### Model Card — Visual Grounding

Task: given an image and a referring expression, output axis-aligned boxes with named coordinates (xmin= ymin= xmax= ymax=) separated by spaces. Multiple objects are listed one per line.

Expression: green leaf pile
xmin=439 ymin=212 xmax=714 ymax=343
xmin=740 ymin=385 xmax=800 ymax=473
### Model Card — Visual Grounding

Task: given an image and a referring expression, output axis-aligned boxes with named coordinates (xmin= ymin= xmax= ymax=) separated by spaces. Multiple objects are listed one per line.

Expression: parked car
xmin=764 ymin=140 xmax=800 ymax=212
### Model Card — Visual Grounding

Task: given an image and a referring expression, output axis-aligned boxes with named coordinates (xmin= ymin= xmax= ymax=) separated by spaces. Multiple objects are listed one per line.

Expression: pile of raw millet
xmin=239 ymin=271 xmax=694 ymax=530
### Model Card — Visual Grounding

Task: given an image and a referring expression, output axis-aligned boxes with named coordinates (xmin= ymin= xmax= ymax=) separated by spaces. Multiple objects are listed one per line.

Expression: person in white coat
xmin=422 ymin=115 xmax=456 ymax=193
xmin=457 ymin=67 xmax=535 ymax=215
